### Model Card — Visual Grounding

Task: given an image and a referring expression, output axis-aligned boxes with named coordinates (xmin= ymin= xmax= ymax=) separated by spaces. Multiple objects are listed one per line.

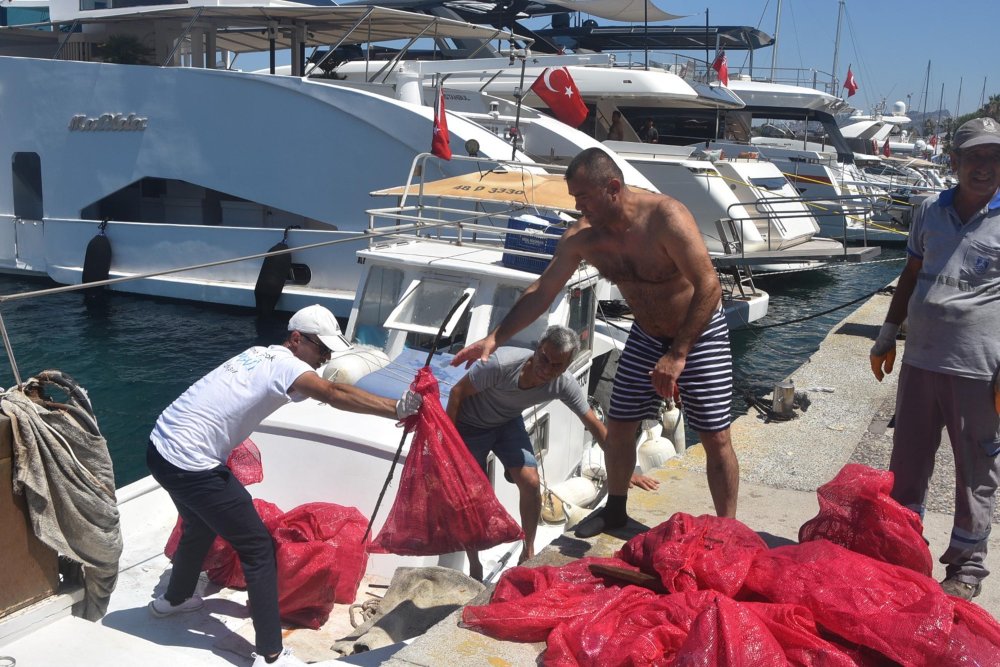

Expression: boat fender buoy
xmin=663 ymin=399 xmax=685 ymax=451
xmin=320 ymin=346 xmax=391 ymax=385
xmin=82 ymin=220 xmax=112 ymax=294
xmin=637 ymin=435 xmax=676 ymax=473
xmin=255 ymin=227 xmax=298 ymax=317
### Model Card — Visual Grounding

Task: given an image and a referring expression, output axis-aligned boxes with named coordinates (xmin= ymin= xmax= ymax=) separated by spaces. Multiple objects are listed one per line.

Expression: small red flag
xmin=843 ymin=66 xmax=858 ymax=97
xmin=929 ymin=134 xmax=938 ymax=148
xmin=431 ymin=86 xmax=452 ymax=160
xmin=529 ymin=67 xmax=588 ymax=128
xmin=882 ymin=137 xmax=891 ymax=157
xmin=711 ymin=50 xmax=729 ymax=86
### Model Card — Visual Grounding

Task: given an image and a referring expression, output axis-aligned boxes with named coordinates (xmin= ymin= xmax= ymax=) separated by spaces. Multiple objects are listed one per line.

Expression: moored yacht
xmin=0 ymin=0 xmax=656 ymax=318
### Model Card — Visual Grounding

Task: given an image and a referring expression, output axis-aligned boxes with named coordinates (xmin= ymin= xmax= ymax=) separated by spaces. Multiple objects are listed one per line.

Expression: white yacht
xmin=0 ymin=0 xmax=655 ymax=318
xmin=333 ymin=58 xmax=861 ymax=272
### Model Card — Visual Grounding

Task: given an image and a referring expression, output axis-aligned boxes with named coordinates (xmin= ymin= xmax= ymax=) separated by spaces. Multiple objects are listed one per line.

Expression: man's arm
xmin=885 ymin=255 xmax=921 ymax=325
xmin=870 ymin=254 xmax=921 ymax=380
xmin=649 ymin=198 xmax=722 ymax=398
xmin=291 ymin=371 xmax=399 ymax=419
xmin=451 ymin=231 xmax=584 ymax=368
xmin=445 ymin=375 xmax=478 ymax=424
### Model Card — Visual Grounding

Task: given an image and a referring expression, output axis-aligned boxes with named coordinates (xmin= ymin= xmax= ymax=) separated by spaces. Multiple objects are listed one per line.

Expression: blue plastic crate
xmin=502 ymin=217 xmax=566 ymax=274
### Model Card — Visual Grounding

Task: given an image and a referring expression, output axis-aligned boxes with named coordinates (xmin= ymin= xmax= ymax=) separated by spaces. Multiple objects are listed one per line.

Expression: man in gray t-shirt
xmin=870 ymin=117 xmax=1000 ymax=602
xmin=447 ymin=325 xmax=657 ymax=580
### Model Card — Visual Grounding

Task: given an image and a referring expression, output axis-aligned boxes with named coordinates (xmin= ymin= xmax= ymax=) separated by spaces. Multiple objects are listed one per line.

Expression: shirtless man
xmin=452 ymin=147 xmax=738 ymax=537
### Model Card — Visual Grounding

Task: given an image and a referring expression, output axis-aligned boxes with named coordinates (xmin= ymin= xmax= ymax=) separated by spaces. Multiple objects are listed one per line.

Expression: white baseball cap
xmin=288 ymin=304 xmax=351 ymax=353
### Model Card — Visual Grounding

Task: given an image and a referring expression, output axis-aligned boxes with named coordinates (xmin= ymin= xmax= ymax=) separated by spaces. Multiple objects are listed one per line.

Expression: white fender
xmin=663 ymin=400 xmax=686 ymax=451
xmin=320 ymin=345 xmax=391 ymax=385
xmin=637 ymin=435 xmax=676 ymax=473
xmin=549 ymin=476 xmax=600 ymax=509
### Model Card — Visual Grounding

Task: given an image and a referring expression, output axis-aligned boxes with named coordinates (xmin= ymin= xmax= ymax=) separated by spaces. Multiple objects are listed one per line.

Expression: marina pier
xmin=384 ymin=284 xmax=1000 ymax=665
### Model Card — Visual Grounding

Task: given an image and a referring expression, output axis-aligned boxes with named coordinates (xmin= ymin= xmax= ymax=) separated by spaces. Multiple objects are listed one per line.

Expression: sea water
xmin=0 ymin=248 xmax=905 ymax=488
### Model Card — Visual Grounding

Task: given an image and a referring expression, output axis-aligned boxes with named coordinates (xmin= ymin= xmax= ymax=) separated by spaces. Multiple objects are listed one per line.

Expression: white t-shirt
xmin=151 ymin=345 xmax=312 ymax=471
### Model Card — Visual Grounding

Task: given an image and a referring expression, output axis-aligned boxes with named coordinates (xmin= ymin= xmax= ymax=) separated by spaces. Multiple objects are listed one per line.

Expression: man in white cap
xmin=145 ymin=304 xmax=421 ymax=666
xmin=870 ymin=117 xmax=1000 ymax=601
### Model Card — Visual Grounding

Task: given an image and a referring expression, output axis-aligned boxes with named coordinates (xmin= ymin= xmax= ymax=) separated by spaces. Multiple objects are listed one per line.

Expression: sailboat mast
xmin=954 ymin=77 xmax=963 ymax=125
xmin=830 ymin=0 xmax=844 ymax=94
xmin=935 ymin=82 xmax=945 ymax=139
xmin=770 ymin=0 xmax=782 ymax=82
xmin=921 ymin=60 xmax=930 ymax=121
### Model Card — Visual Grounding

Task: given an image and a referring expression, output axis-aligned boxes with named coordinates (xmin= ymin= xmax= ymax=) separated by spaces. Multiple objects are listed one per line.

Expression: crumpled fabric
xmin=0 ymin=370 xmax=122 ymax=620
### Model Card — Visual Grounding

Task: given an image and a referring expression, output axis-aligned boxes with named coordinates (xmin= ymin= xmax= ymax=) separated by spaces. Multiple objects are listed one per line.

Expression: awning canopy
xmin=1 ymin=5 xmax=527 ymax=54
xmin=372 ymin=169 xmax=578 ymax=211
xmin=534 ymin=24 xmax=774 ymax=52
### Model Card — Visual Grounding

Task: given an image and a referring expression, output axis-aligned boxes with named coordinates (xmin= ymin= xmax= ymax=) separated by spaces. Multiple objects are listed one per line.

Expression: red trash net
xmin=369 ymin=366 xmax=524 ymax=556
xmin=462 ymin=463 xmax=1000 ymax=665
xmin=163 ymin=439 xmax=370 ymax=629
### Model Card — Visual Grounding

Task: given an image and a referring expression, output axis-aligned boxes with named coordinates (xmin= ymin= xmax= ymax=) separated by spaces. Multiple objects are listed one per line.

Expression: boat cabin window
xmin=528 ymin=412 xmax=550 ymax=459
xmin=352 ymin=266 xmax=403 ymax=348
xmin=383 ymin=279 xmax=474 ymax=354
xmin=80 ymin=0 xmax=186 ymax=11
xmin=489 ymin=285 xmax=548 ymax=351
xmin=12 ymin=152 xmax=43 ymax=220
xmin=566 ymin=285 xmax=596 ymax=357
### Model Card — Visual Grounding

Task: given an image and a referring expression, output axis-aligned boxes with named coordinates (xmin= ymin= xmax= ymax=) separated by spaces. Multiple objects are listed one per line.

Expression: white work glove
xmin=395 ymin=390 xmax=422 ymax=420
xmin=869 ymin=322 xmax=899 ymax=382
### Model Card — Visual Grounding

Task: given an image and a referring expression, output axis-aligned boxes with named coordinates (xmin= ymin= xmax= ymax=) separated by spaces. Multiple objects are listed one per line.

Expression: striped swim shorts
xmin=608 ymin=309 xmax=733 ymax=432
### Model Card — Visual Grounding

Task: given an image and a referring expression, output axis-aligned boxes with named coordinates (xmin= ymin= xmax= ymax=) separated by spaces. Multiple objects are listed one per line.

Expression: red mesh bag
xmin=743 ymin=539 xmax=954 ymax=665
xmin=617 ymin=513 xmax=767 ymax=597
xmin=743 ymin=602 xmax=858 ymax=667
xmin=940 ymin=598 xmax=1000 ymax=665
xmin=272 ymin=502 xmax=371 ymax=628
xmin=164 ymin=498 xmax=284 ymax=588
xmin=462 ymin=557 xmax=636 ymax=643
xmin=798 ymin=463 xmax=932 ymax=576
xmin=227 ymin=438 xmax=264 ymax=485
xmin=369 ymin=367 xmax=523 ymax=556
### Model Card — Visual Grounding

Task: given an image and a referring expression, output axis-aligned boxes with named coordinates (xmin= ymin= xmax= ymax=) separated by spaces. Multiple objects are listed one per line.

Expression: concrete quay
xmin=385 ymin=288 xmax=1000 ymax=666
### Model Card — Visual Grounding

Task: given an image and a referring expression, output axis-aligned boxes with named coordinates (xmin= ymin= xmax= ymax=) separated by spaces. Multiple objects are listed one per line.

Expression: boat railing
xmin=365 ymin=153 xmax=574 ymax=265
xmin=724 ymin=192 xmax=881 ymax=254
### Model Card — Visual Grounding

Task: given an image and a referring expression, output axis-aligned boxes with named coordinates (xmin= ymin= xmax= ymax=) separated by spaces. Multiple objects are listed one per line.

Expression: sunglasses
xmin=300 ymin=333 xmax=332 ymax=355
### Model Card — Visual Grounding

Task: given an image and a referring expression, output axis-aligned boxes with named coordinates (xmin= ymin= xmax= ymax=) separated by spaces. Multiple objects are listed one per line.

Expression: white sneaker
xmin=148 ymin=594 xmax=204 ymax=617
xmin=250 ymin=648 xmax=306 ymax=666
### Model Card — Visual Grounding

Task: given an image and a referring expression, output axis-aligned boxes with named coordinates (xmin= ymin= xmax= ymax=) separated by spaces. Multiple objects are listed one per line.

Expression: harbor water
xmin=0 ymin=248 xmax=906 ymax=488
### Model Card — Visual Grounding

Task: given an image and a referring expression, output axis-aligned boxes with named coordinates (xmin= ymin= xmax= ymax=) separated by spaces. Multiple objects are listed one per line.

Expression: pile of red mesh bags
xmin=369 ymin=366 xmax=523 ymax=556
xmin=164 ymin=440 xmax=370 ymax=629
xmin=462 ymin=464 xmax=1000 ymax=665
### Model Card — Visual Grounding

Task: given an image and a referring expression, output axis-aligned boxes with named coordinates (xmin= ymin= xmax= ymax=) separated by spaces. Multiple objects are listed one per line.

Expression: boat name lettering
xmin=444 ymin=93 xmax=470 ymax=101
xmin=68 ymin=113 xmax=149 ymax=132
xmin=451 ymin=185 xmax=525 ymax=196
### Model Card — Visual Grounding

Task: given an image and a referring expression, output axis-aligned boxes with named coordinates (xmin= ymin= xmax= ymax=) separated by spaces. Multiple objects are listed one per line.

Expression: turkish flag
xmin=431 ymin=86 xmax=452 ymax=160
xmin=882 ymin=137 xmax=891 ymax=157
xmin=929 ymin=134 xmax=938 ymax=147
xmin=529 ymin=67 xmax=588 ymax=128
xmin=712 ymin=51 xmax=729 ymax=86
xmin=843 ymin=66 xmax=858 ymax=97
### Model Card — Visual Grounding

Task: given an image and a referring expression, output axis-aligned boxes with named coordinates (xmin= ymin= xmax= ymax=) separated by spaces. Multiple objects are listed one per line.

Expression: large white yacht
xmin=0 ymin=0 xmax=656 ymax=318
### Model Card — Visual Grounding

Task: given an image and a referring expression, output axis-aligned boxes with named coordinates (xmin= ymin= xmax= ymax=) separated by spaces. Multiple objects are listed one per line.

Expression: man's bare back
xmin=565 ymin=189 xmax=708 ymax=338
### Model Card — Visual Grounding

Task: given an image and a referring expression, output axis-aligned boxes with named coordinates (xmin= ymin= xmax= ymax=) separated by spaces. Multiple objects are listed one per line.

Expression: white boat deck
xmin=0 ymin=476 xmax=568 ymax=666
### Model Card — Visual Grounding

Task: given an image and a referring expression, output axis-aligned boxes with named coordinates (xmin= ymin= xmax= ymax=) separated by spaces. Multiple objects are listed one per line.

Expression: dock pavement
xmin=385 ymin=286 xmax=1000 ymax=666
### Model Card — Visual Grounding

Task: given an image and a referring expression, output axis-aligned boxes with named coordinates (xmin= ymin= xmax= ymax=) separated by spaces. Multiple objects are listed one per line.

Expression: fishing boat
xmin=0 ymin=152 xmax=718 ymax=664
